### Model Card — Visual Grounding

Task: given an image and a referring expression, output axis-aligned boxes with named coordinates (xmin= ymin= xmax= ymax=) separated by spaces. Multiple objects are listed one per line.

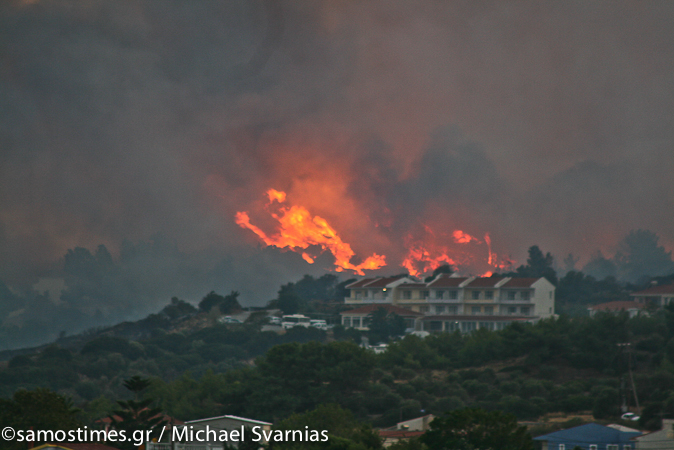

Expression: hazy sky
xmin=1 ymin=0 xmax=673 ymax=305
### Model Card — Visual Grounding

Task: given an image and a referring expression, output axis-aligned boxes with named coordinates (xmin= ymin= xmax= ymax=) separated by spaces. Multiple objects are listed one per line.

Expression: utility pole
xmin=618 ymin=343 xmax=641 ymax=415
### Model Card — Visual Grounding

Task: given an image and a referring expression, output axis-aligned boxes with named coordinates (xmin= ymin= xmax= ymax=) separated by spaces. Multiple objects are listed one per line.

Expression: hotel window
xmin=606 ymin=446 xmax=618 ymax=450
xmin=343 ymin=317 xmax=351 ymax=327
xmin=352 ymin=317 xmax=361 ymax=327
xmin=428 ymin=321 xmax=443 ymax=331
xmin=364 ymin=290 xmax=369 ymax=297
xmin=472 ymin=291 xmax=480 ymax=300
xmin=484 ymin=306 xmax=493 ymax=315
xmin=479 ymin=322 xmax=494 ymax=331
xmin=449 ymin=290 xmax=458 ymax=300
xmin=422 ymin=290 xmax=430 ymax=299
xmin=559 ymin=445 xmax=565 ymax=450
xmin=461 ymin=322 xmax=476 ymax=332
xmin=471 ymin=306 xmax=481 ymax=315
xmin=447 ymin=306 xmax=458 ymax=314
xmin=436 ymin=305 xmax=446 ymax=314
xmin=445 ymin=321 xmax=459 ymax=332
xmin=508 ymin=306 xmax=517 ymax=315
xmin=355 ymin=291 xmax=362 ymax=299
xmin=521 ymin=306 xmax=530 ymax=315
xmin=521 ymin=291 xmax=530 ymax=301
xmin=589 ymin=446 xmax=597 ymax=450
xmin=508 ymin=291 xmax=516 ymax=300
xmin=403 ymin=290 xmax=412 ymax=300
xmin=435 ymin=290 xmax=445 ymax=299
xmin=419 ymin=305 xmax=430 ymax=314
xmin=485 ymin=290 xmax=494 ymax=300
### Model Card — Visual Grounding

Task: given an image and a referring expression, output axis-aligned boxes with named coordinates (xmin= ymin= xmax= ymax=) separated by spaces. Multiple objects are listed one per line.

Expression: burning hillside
xmin=236 ymin=189 xmax=515 ymax=277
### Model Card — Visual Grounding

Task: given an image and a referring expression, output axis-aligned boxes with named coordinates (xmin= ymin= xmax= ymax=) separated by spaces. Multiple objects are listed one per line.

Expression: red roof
xmin=98 ymin=413 xmax=183 ymax=425
xmin=340 ymin=304 xmax=422 ymax=316
xmin=465 ymin=277 xmax=505 ymax=288
xmin=379 ymin=430 xmax=425 ymax=439
xmin=38 ymin=444 xmax=122 ymax=450
xmin=501 ymin=278 xmax=539 ymax=288
xmin=427 ymin=276 xmax=468 ymax=287
xmin=631 ymin=284 xmax=674 ymax=296
xmin=365 ymin=277 xmax=404 ymax=288
xmin=588 ymin=301 xmax=646 ymax=311
xmin=346 ymin=278 xmax=378 ymax=288
xmin=397 ymin=283 xmax=427 ymax=288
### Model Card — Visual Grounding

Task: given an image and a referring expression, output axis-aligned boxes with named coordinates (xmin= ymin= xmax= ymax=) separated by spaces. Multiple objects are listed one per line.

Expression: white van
xmin=281 ymin=314 xmax=311 ymax=329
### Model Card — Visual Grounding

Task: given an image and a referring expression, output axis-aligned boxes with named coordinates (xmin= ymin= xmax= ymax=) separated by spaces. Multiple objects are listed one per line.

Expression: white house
xmin=630 ymin=284 xmax=674 ymax=308
xmin=588 ymin=301 xmax=647 ymax=318
xmin=343 ymin=274 xmax=555 ymax=333
xmin=148 ymin=415 xmax=272 ymax=450
xmin=634 ymin=419 xmax=674 ymax=450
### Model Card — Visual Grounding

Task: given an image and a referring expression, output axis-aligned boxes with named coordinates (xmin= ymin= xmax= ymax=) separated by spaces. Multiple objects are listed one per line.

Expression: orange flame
xmin=453 ymin=230 xmax=479 ymax=244
xmin=401 ymin=241 xmax=457 ymax=277
xmin=485 ymin=233 xmax=493 ymax=265
xmin=267 ymin=189 xmax=286 ymax=204
xmin=401 ymin=229 xmax=514 ymax=277
xmin=235 ymin=189 xmax=386 ymax=275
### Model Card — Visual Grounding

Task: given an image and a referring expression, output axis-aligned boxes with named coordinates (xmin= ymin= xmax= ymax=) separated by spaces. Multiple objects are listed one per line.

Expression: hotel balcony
xmin=344 ymin=295 xmax=392 ymax=304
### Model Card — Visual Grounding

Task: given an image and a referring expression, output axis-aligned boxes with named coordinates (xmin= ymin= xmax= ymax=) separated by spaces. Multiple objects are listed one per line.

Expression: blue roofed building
xmin=534 ymin=423 xmax=641 ymax=450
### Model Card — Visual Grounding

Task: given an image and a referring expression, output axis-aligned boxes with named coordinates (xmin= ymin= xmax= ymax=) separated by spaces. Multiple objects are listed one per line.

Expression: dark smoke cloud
xmin=1 ymin=1 xmax=674 ymax=346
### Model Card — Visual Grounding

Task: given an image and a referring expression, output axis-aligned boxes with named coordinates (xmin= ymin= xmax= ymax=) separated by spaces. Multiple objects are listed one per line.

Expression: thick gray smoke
xmin=1 ymin=1 xmax=673 ymax=347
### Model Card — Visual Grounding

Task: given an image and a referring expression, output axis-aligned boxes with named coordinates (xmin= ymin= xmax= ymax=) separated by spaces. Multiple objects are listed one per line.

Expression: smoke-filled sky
xmin=2 ymin=0 xmax=674 ymax=308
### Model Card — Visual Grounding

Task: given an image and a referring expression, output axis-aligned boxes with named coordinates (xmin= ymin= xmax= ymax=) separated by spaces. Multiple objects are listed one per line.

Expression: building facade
xmin=630 ymin=284 xmax=674 ymax=307
xmin=588 ymin=301 xmax=647 ymax=318
xmin=343 ymin=273 xmax=555 ymax=332
xmin=533 ymin=423 xmax=641 ymax=450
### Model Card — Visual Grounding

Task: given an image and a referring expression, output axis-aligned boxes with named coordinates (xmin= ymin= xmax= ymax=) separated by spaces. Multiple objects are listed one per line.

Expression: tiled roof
xmin=631 ymin=284 xmax=674 ymax=296
xmin=465 ymin=277 xmax=505 ymax=288
xmin=533 ymin=423 xmax=641 ymax=441
xmin=501 ymin=278 xmax=539 ymax=288
xmin=365 ymin=277 xmax=404 ymax=288
xmin=397 ymin=283 xmax=427 ymax=288
xmin=340 ymin=304 xmax=422 ymax=316
xmin=588 ymin=301 xmax=646 ymax=311
xmin=186 ymin=414 xmax=272 ymax=426
xmin=379 ymin=430 xmax=425 ymax=439
xmin=37 ymin=444 xmax=122 ymax=450
xmin=345 ymin=278 xmax=378 ymax=288
xmin=427 ymin=276 xmax=468 ymax=287
xmin=98 ymin=413 xmax=182 ymax=425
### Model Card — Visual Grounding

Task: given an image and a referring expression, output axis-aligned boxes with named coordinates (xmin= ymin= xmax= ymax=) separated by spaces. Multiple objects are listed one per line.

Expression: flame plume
xmin=235 ymin=189 xmax=386 ymax=275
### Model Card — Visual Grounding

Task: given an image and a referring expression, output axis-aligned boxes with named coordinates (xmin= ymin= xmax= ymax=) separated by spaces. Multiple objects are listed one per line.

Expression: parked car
xmin=310 ymin=319 xmax=328 ymax=330
xmin=281 ymin=314 xmax=311 ymax=329
xmin=268 ymin=316 xmax=282 ymax=325
xmin=621 ymin=412 xmax=640 ymax=421
xmin=219 ymin=316 xmax=243 ymax=324
xmin=368 ymin=343 xmax=388 ymax=354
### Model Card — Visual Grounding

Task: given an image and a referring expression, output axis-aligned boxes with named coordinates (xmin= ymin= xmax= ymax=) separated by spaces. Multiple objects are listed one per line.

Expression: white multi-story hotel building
xmin=342 ymin=273 xmax=555 ymax=333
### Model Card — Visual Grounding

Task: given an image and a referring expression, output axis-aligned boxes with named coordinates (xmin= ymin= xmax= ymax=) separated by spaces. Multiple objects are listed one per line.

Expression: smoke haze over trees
xmin=1 ymin=1 xmax=674 ymax=346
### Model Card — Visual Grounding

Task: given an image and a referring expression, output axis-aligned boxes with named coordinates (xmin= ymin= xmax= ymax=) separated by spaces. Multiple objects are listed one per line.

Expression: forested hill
xmin=2 ymin=301 xmax=674 ymax=431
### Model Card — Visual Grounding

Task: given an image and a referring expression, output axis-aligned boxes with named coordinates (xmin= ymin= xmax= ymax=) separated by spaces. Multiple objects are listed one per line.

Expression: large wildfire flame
xmin=401 ymin=229 xmax=513 ymax=277
xmin=235 ymin=189 xmax=386 ymax=275
xmin=236 ymin=189 xmax=514 ymax=277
